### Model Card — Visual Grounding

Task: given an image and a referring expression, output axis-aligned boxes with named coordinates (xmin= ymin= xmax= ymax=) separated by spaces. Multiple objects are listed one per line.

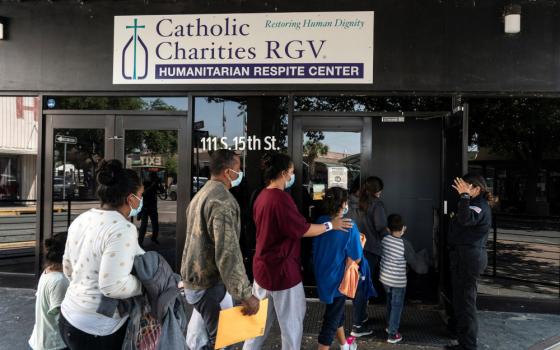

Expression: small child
xmin=313 ymin=187 xmax=362 ymax=350
xmin=29 ymin=233 xmax=69 ymax=350
xmin=379 ymin=214 xmax=408 ymax=344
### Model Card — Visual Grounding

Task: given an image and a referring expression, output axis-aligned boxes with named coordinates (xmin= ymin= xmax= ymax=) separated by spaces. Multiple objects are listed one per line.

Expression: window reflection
xmin=44 ymin=96 xmax=188 ymax=111
xmin=469 ymin=98 xmax=560 ymax=216
xmin=192 ymin=97 xmax=288 ymax=280
xmin=294 ymin=96 xmax=450 ymax=112
xmin=468 ymin=97 xmax=560 ymax=297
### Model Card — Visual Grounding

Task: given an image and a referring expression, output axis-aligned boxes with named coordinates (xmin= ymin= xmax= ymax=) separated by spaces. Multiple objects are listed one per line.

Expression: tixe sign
xmin=55 ymin=135 xmax=78 ymax=144
xmin=113 ymin=12 xmax=374 ymax=84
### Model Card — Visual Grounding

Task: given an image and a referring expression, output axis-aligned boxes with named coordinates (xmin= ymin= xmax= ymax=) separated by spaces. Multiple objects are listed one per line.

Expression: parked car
xmin=168 ymin=177 xmax=208 ymax=201
xmin=52 ymin=176 xmax=77 ymax=200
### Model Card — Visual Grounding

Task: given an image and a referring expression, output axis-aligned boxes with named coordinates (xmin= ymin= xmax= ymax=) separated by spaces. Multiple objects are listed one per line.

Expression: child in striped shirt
xmin=380 ymin=214 xmax=408 ymax=344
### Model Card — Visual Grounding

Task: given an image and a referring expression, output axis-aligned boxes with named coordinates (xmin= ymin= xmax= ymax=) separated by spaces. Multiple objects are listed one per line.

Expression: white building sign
xmin=113 ymin=12 xmax=374 ymax=84
xmin=328 ymin=166 xmax=348 ymax=189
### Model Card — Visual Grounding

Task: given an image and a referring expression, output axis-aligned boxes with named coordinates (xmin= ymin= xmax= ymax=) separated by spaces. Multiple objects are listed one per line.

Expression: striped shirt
xmin=380 ymin=235 xmax=407 ymax=288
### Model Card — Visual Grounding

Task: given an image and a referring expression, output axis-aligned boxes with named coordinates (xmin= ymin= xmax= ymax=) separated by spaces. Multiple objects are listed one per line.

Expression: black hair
xmin=262 ymin=152 xmax=293 ymax=184
xmin=359 ymin=176 xmax=384 ymax=212
xmin=462 ymin=173 xmax=495 ymax=205
xmin=44 ymin=232 xmax=67 ymax=266
xmin=323 ymin=187 xmax=349 ymax=216
xmin=96 ymin=159 xmax=142 ymax=208
xmin=387 ymin=214 xmax=405 ymax=232
xmin=209 ymin=149 xmax=239 ymax=176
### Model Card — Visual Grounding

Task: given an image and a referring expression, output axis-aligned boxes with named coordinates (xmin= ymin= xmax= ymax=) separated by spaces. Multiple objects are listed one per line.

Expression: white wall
xmin=0 ymin=97 xmax=39 ymax=201
xmin=0 ymin=97 xmax=39 ymax=155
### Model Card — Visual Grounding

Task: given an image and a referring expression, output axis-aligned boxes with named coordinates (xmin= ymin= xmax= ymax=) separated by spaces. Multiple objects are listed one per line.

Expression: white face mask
xmin=285 ymin=174 xmax=295 ymax=189
xmin=228 ymin=169 xmax=244 ymax=188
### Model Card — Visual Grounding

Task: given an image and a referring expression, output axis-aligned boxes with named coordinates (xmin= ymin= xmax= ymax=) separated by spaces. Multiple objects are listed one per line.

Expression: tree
xmin=469 ymin=98 xmax=560 ymax=214
xmin=303 ymin=131 xmax=329 ymax=181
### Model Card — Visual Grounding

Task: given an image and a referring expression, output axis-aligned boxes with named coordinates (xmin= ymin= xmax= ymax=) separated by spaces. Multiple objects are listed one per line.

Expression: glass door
xmin=117 ymin=114 xmax=188 ymax=270
xmin=292 ymin=116 xmax=372 ymax=286
xmin=44 ymin=114 xmax=114 ymax=268
xmin=43 ymin=112 xmax=188 ymax=274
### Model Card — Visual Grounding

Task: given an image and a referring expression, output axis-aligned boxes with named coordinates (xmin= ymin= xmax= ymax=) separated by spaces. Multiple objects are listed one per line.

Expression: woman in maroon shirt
xmin=243 ymin=153 xmax=352 ymax=350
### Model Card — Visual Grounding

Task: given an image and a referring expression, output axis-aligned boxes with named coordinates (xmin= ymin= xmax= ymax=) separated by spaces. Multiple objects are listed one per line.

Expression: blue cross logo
xmin=122 ymin=18 xmax=148 ymax=80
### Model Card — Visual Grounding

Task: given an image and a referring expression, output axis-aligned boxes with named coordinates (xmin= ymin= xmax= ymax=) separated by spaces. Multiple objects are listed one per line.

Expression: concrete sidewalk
xmin=1 ymin=287 xmax=559 ymax=350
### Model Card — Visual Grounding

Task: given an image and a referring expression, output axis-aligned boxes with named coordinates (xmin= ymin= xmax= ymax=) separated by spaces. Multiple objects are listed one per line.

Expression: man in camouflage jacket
xmin=181 ymin=149 xmax=259 ymax=349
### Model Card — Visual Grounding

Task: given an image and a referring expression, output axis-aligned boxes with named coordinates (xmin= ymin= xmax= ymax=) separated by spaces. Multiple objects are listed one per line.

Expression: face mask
xmin=342 ymin=206 xmax=349 ymax=215
xmin=128 ymin=194 xmax=143 ymax=217
xmin=228 ymin=169 xmax=244 ymax=188
xmin=285 ymin=174 xmax=295 ymax=189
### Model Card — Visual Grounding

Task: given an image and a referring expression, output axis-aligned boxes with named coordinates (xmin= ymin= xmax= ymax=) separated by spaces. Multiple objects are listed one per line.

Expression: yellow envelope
xmin=215 ymin=298 xmax=268 ymax=349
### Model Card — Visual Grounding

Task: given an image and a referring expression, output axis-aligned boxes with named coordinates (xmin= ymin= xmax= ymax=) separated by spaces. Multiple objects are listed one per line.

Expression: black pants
xmin=364 ymin=251 xmax=384 ymax=299
xmin=192 ymin=284 xmax=227 ymax=350
xmin=318 ymin=296 xmax=346 ymax=346
xmin=138 ymin=207 xmax=159 ymax=245
xmin=59 ymin=314 xmax=128 ymax=350
xmin=449 ymin=246 xmax=487 ymax=350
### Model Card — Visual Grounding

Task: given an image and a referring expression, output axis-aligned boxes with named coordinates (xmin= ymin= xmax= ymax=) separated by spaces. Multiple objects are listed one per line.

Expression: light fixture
xmin=0 ymin=21 xmax=4 ymax=40
xmin=504 ymin=4 xmax=521 ymax=34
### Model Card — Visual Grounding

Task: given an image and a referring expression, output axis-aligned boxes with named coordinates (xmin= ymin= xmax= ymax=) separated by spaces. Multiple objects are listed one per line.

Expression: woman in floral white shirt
xmin=60 ymin=159 xmax=144 ymax=350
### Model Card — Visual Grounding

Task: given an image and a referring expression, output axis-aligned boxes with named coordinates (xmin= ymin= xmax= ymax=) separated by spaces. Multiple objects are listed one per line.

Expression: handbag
xmin=135 ymin=307 xmax=162 ymax=350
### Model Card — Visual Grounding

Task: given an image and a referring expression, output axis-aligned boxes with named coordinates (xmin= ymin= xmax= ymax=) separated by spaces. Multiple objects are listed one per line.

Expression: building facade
xmin=0 ymin=0 xmax=558 ymax=299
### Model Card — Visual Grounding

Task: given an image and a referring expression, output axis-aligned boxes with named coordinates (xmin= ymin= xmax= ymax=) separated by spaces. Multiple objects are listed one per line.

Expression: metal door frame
xmin=290 ymin=115 xmax=373 ymax=212
xmin=40 ymin=110 xmax=189 ymax=275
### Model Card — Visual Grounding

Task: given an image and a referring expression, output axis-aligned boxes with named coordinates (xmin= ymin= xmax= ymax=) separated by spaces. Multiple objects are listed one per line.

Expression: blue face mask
xmin=285 ymin=174 xmax=295 ymax=189
xmin=129 ymin=194 xmax=143 ymax=217
xmin=342 ymin=206 xmax=349 ymax=216
xmin=229 ymin=169 xmax=244 ymax=188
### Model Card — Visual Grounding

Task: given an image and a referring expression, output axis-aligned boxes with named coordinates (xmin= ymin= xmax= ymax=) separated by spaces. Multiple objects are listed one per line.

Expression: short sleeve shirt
xmin=29 ymin=271 xmax=69 ymax=350
xmin=252 ymin=188 xmax=311 ymax=291
xmin=313 ymin=215 xmax=363 ymax=303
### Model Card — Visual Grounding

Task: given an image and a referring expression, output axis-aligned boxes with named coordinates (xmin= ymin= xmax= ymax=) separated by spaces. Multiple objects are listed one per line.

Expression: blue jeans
xmin=318 ymin=296 xmax=346 ymax=346
xmin=384 ymin=284 xmax=406 ymax=335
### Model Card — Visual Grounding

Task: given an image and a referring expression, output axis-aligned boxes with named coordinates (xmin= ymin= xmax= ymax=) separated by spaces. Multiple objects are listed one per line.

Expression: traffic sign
xmin=55 ymin=135 xmax=77 ymax=144
xmin=194 ymin=120 xmax=205 ymax=130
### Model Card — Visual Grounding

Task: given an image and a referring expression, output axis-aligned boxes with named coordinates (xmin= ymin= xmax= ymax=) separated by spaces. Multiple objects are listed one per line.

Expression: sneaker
xmin=341 ymin=338 xmax=358 ymax=350
xmin=387 ymin=332 xmax=403 ymax=344
xmin=350 ymin=324 xmax=373 ymax=337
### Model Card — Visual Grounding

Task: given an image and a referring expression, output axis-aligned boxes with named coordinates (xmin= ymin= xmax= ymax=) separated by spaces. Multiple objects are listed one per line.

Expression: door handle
xmin=107 ymin=136 xmax=123 ymax=141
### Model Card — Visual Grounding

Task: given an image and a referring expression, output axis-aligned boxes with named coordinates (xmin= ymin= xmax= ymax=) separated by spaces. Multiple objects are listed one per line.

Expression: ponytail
xmin=462 ymin=173 xmax=496 ymax=207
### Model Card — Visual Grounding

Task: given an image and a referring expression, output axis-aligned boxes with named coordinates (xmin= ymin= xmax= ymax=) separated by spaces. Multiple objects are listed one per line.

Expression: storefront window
xmin=192 ymin=96 xmax=288 ymax=278
xmin=43 ymin=96 xmax=187 ymax=111
xmin=0 ymin=96 xmax=39 ymax=278
xmin=468 ymin=98 xmax=560 ymax=297
xmin=0 ymin=157 xmax=19 ymax=200
xmin=294 ymin=96 xmax=450 ymax=112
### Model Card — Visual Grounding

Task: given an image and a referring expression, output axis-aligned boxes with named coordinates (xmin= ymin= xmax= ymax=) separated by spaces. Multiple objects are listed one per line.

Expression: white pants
xmin=242 ymin=282 xmax=306 ymax=350
xmin=186 ymin=291 xmax=234 ymax=350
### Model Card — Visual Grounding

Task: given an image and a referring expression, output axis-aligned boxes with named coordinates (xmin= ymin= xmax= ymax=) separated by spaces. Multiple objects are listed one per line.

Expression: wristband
xmin=460 ymin=193 xmax=471 ymax=199
xmin=324 ymin=221 xmax=333 ymax=232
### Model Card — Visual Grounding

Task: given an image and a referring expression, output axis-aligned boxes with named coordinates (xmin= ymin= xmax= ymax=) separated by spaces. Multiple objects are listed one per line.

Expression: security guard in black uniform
xmin=445 ymin=174 xmax=493 ymax=350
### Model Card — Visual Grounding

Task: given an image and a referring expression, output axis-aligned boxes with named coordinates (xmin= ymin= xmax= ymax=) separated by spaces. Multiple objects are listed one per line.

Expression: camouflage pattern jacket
xmin=181 ymin=179 xmax=252 ymax=301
